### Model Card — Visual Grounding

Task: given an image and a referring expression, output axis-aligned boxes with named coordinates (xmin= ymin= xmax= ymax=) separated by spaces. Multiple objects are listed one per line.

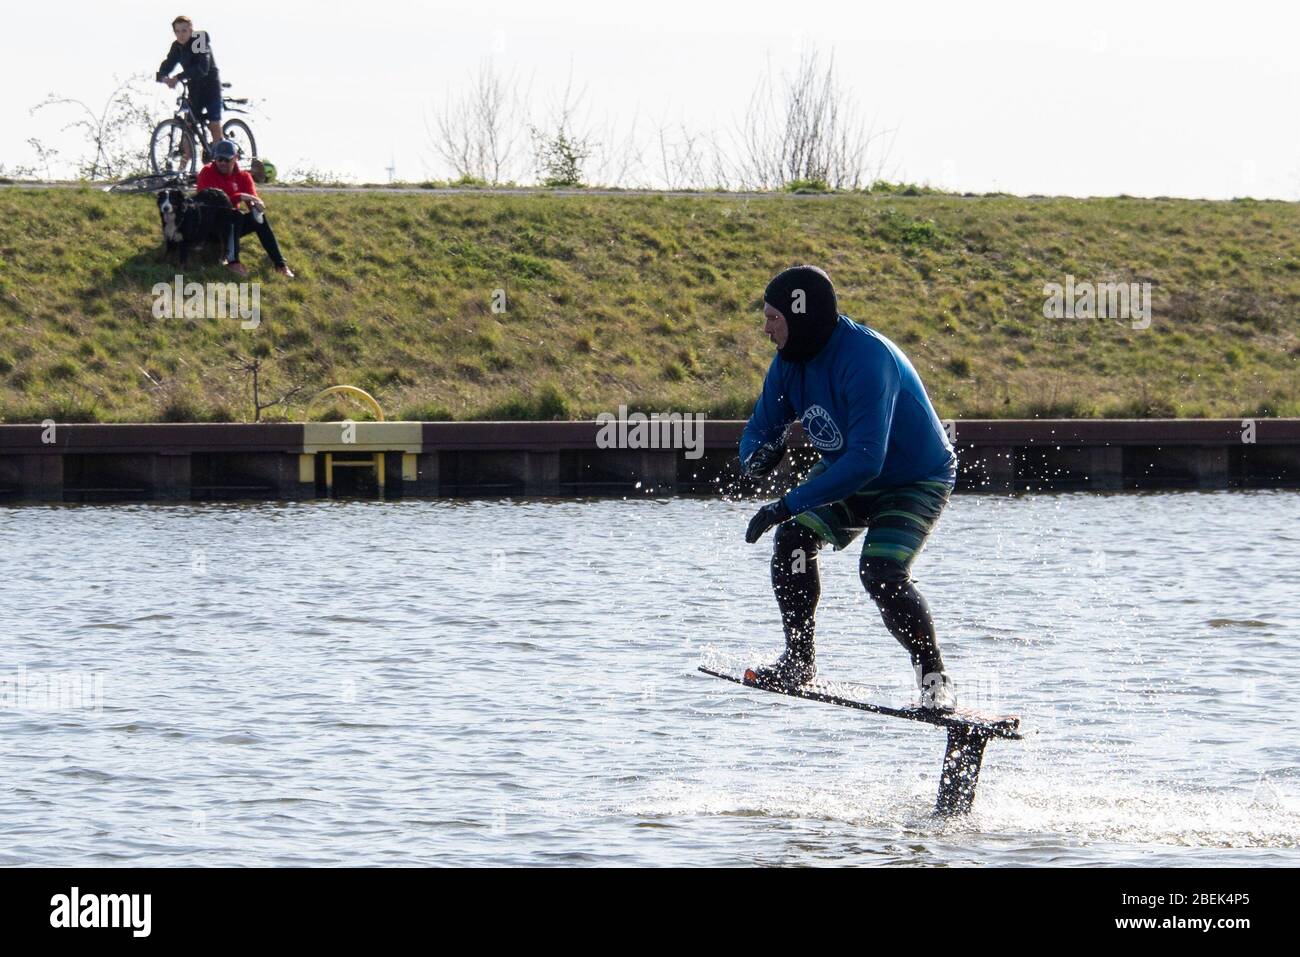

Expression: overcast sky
xmin=3 ymin=0 xmax=1299 ymax=197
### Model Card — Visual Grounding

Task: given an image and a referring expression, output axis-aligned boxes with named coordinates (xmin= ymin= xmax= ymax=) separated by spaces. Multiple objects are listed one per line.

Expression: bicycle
xmin=104 ymin=171 xmax=187 ymax=195
xmin=149 ymin=78 xmax=258 ymax=178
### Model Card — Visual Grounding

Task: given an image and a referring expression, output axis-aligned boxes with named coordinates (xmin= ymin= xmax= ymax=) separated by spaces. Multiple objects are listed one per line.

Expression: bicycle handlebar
xmin=173 ymin=77 xmax=247 ymax=109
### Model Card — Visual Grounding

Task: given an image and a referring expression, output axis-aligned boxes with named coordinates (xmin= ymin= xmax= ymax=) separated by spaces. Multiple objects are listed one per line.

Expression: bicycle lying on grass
xmin=105 ymin=171 xmax=187 ymax=195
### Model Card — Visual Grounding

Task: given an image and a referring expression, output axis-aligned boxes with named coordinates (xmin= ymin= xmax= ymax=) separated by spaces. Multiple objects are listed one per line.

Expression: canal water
xmin=1 ymin=491 xmax=1297 ymax=865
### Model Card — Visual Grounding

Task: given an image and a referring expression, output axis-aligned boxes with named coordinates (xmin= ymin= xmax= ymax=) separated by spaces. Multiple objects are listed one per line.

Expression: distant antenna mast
xmin=386 ymin=151 xmax=396 ymax=184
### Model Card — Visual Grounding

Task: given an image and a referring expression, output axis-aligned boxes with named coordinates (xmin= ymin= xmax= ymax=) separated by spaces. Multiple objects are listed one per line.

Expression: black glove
xmin=741 ymin=438 xmax=787 ymax=478
xmin=745 ymin=497 xmax=792 ymax=543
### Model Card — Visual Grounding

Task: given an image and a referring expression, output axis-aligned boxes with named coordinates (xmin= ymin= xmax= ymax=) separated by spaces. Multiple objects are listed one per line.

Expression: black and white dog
xmin=157 ymin=187 xmax=236 ymax=266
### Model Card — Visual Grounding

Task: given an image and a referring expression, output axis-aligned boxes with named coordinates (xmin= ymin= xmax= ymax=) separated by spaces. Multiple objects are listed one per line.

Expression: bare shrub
xmin=655 ymin=121 xmax=730 ymax=191
xmin=30 ymin=73 xmax=159 ymax=180
xmin=733 ymin=48 xmax=893 ymax=190
xmin=426 ymin=59 xmax=527 ymax=185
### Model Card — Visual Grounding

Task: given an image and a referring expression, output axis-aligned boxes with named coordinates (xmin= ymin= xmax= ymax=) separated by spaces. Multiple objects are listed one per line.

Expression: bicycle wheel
xmin=221 ymin=119 xmax=257 ymax=163
xmin=150 ymin=119 xmax=197 ymax=177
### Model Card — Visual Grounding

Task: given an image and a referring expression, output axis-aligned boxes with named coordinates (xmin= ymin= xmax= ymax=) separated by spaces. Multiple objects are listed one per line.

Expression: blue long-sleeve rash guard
xmin=740 ymin=316 xmax=957 ymax=514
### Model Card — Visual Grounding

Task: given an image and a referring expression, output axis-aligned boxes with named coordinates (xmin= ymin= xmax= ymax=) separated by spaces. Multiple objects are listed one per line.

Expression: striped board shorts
xmin=793 ymin=460 xmax=953 ymax=567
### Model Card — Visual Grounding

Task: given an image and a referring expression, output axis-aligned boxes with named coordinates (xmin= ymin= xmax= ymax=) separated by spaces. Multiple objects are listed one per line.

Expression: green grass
xmin=0 ymin=187 xmax=1297 ymax=422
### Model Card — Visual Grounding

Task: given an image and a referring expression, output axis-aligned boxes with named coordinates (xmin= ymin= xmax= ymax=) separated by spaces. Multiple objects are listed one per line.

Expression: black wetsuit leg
xmin=859 ymin=556 xmax=945 ymax=679
xmin=771 ymin=520 xmax=823 ymax=649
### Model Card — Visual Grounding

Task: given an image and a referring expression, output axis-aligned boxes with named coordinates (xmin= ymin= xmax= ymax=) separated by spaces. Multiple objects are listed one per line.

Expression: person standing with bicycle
xmin=198 ymin=140 xmax=294 ymax=278
xmin=156 ymin=16 xmax=223 ymax=160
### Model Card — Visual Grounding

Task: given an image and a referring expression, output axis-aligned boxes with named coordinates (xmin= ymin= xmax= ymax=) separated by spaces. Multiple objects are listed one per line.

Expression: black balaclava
xmin=764 ymin=265 xmax=839 ymax=363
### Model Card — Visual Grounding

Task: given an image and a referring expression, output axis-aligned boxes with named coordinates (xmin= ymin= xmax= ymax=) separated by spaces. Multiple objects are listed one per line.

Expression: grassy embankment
xmin=0 ymin=187 xmax=1297 ymax=422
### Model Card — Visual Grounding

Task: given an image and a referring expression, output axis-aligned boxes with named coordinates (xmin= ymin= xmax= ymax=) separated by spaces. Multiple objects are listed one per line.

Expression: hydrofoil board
xmin=697 ymin=665 xmax=1021 ymax=740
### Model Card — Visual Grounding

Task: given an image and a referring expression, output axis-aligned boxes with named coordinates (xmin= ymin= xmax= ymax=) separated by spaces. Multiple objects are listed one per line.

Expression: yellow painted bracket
xmin=297 ymin=385 xmax=424 ymax=493
xmin=323 ymin=451 xmax=389 ymax=491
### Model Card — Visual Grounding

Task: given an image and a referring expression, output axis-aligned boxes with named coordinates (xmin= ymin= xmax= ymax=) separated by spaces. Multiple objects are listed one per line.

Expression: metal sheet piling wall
xmin=1 ymin=419 xmax=1298 ymax=501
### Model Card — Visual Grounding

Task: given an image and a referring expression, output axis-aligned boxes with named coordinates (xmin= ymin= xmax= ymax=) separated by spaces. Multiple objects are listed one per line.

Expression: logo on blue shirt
xmin=800 ymin=404 xmax=843 ymax=451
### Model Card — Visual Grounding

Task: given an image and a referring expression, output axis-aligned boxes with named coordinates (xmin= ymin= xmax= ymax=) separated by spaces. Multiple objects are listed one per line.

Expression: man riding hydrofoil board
xmin=740 ymin=265 xmax=959 ymax=710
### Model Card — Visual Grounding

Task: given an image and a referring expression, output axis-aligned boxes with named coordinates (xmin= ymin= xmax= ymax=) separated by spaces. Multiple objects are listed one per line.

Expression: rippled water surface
xmin=1 ymin=491 xmax=1298 ymax=866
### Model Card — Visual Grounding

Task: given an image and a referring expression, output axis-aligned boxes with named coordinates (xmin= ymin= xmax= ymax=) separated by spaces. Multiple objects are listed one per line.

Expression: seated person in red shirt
xmin=196 ymin=140 xmax=294 ymax=277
